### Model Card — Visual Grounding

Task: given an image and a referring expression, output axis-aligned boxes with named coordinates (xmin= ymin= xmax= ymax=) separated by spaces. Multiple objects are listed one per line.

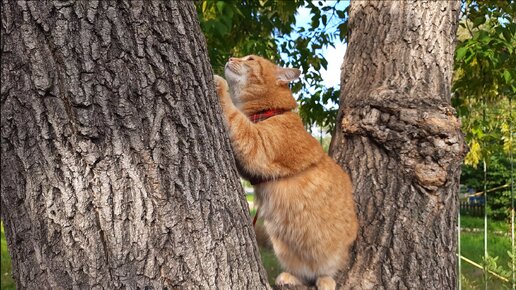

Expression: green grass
xmin=1 ymin=222 xmax=16 ymax=290
xmin=460 ymin=215 xmax=510 ymax=233
xmin=459 ymin=216 xmax=513 ymax=289
xmin=260 ymin=247 xmax=282 ymax=285
xmin=459 ymin=227 xmax=513 ymax=289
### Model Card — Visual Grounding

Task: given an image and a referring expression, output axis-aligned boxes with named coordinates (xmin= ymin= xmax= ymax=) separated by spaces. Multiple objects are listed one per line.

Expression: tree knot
xmin=340 ymin=93 xmax=466 ymax=194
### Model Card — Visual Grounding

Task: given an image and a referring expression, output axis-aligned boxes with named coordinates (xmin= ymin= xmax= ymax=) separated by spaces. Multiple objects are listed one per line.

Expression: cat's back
xmin=256 ymin=155 xmax=357 ymax=276
xmin=256 ymin=112 xmax=326 ymax=171
xmin=253 ymin=110 xmax=357 ymax=242
xmin=257 ymin=154 xmax=356 ymax=235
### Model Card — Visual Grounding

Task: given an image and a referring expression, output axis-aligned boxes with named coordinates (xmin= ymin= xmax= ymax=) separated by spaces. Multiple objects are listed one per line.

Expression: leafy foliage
xmin=483 ymin=241 xmax=516 ymax=287
xmin=197 ymin=0 xmax=301 ymax=74
xmin=453 ymin=0 xmax=515 ymax=223
xmin=461 ymin=153 xmax=514 ymax=220
xmin=453 ymin=0 xmax=515 ymax=166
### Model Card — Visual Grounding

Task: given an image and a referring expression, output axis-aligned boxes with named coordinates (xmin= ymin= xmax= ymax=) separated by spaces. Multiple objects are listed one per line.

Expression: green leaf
xmin=502 ymin=29 xmax=513 ymax=42
xmin=213 ymin=21 xmax=228 ymax=36
xmin=472 ymin=16 xmax=486 ymax=28
xmin=216 ymin=1 xmax=225 ymax=14
xmin=476 ymin=30 xmax=490 ymax=43
xmin=311 ymin=14 xmax=320 ymax=28
xmin=320 ymin=58 xmax=328 ymax=70
xmin=502 ymin=70 xmax=511 ymax=84
xmin=338 ymin=22 xmax=348 ymax=42
xmin=456 ymin=46 xmax=468 ymax=61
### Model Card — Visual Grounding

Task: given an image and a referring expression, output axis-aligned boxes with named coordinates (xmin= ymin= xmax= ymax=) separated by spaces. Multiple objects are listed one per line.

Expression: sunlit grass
xmin=460 ymin=215 xmax=510 ymax=233
xmin=1 ymin=221 xmax=15 ymax=290
xmin=460 ymin=229 xmax=513 ymax=289
xmin=260 ymin=247 xmax=282 ymax=285
xmin=459 ymin=215 xmax=512 ymax=290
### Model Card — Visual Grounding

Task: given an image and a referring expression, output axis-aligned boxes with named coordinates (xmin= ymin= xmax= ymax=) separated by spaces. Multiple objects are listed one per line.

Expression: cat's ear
xmin=276 ymin=67 xmax=301 ymax=85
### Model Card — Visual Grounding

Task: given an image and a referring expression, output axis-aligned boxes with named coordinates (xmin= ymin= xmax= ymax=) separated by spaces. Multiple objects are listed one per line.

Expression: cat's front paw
xmin=275 ymin=272 xmax=303 ymax=286
xmin=316 ymin=276 xmax=336 ymax=290
xmin=213 ymin=75 xmax=229 ymax=97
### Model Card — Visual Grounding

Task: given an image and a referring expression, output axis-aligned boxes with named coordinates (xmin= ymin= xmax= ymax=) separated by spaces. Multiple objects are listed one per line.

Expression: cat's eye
xmin=247 ymin=56 xmax=255 ymax=61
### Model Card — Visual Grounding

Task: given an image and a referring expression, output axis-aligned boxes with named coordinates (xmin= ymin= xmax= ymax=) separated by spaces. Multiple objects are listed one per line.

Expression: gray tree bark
xmin=1 ymin=1 xmax=269 ymax=289
xmin=329 ymin=1 xmax=466 ymax=289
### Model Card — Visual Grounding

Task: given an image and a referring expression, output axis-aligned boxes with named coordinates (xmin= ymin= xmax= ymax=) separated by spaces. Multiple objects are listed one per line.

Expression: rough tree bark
xmin=329 ymin=1 xmax=466 ymax=289
xmin=1 ymin=1 xmax=269 ymax=289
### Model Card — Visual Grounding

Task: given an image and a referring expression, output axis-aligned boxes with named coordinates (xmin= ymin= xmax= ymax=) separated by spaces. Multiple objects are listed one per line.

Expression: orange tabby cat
xmin=214 ymin=55 xmax=358 ymax=290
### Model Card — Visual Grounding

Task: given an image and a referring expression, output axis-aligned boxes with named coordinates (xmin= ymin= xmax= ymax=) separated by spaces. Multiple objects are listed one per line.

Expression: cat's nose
xmin=229 ymin=57 xmax=236 ymax=62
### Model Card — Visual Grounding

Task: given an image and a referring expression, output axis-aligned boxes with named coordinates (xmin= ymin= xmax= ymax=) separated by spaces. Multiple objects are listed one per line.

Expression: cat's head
xmin=224 ymin=55 xmax=300 ymax=114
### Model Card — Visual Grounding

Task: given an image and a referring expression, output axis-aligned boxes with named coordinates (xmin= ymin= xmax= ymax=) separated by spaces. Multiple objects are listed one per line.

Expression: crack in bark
xmin=93 ymin=205 xmax=114 ymax=284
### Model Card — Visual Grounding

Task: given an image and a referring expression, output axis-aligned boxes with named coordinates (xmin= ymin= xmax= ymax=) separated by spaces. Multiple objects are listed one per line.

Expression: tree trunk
xmin=329 ymin=1 xmax=465 ymax=289
xmin=1 ymin=1 xmax=269 ymax=289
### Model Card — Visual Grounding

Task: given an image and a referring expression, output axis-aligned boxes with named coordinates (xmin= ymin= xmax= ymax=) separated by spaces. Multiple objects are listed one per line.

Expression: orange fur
xmin=214 ymin=55 xmax=358 ymax=289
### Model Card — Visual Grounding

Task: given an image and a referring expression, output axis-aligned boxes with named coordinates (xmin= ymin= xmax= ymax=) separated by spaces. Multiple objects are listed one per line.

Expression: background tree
xmin=454 ymin=0 xmax=514 ymax=161
xmin=1 ymin=1 xmax=269 ymax=289
xmin=453 ymin=0 xmax=515 ymax=222
xmin=329 ymin=1 xmax=466 ymax=288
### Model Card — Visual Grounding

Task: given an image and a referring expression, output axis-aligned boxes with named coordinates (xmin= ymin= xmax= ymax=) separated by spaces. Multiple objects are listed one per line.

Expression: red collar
xmin=249 ymin=109 xmax=287 ymax=123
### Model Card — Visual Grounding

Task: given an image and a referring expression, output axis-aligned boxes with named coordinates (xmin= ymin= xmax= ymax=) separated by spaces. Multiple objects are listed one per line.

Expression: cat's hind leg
xmin=316 ymin=276 xmax=336 ymax=290
xmin=275 ymin=272 xmax=303 ymax=286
